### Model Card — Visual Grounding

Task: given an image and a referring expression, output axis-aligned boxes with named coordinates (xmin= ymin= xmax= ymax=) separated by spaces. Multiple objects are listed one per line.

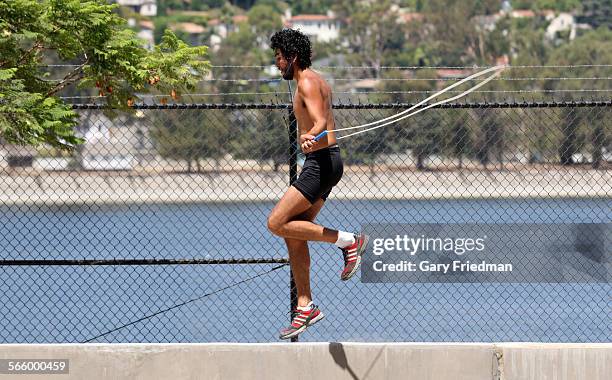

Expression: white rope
xmin=330 ymin=77 xmax=611 ymax=81
xmin=330 ymin=89 xmax=612 ymax=95
xmin=314 ymin=64 xmax=612 ymax=70
xmin=332 ymin=65 xmax=505 ymax=134
xmin=336 ymin=67 xmax=504 ymax=140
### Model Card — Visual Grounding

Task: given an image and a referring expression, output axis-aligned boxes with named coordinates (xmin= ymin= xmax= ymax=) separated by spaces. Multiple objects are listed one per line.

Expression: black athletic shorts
xmin=293 ymin=144 xmax=343 ymax=204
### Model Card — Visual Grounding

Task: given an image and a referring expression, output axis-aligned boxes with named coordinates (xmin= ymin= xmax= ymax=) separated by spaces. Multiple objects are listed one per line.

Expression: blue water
xmin=1 ymin=198 xmax=610 ymax=343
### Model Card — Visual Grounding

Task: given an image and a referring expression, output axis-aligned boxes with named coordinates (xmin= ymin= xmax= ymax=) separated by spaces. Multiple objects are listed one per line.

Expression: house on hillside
xmin=207 ymin=15 xmax=248 ymax=51
xmin=545 ymin=13 xmax=578 ymax=41
xmin=77 ymin=115 xmax=149 ymax=171
xmin=116 ymin=0 xmax=157 ymax=17
xmin=170 ymin=22 xmax=207 ymax=46
xmin=283 ymin=10 xmax=341 ymax=43
xmin=397 ymin=12 xmax=424 ymax=24
xmin=511 ymin=9 xmax=535 ymax=18
xmin=137 ymin=20 xmax=155 ymax=49
xmin=351 ymin=79 xmax=380 ymax=93
xmin=473 ymin=13 xmax=503 ymax=32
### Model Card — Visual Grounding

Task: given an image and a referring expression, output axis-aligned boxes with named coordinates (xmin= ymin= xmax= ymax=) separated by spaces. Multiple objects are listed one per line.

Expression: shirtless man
xmin=267 ymin=29 xmax=369 ymax=340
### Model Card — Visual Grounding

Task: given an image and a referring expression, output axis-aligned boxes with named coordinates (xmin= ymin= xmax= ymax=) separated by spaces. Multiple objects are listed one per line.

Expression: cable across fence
xmin=0 ymin=100 xmax=610 ymax=343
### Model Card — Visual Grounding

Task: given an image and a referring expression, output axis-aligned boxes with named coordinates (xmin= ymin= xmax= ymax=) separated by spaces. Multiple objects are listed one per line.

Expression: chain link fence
xmin=0 ymin=100 xmax=610 ymax=343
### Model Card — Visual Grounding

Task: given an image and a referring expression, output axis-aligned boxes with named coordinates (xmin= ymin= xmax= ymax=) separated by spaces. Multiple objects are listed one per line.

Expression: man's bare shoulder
xmin=297 ymin=73 xmax=319 ymax=93
xmin=297 ymin=70 xmax=328 ymax=95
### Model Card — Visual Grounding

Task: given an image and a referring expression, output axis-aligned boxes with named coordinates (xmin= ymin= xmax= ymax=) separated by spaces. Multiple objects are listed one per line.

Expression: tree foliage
xmin=0 ymin=0 xmax=210 ymax=149
xmin=334 ymin=0 xmax=407 ymax=77
xmin=151 ymin=109 xmax=227 ymax=172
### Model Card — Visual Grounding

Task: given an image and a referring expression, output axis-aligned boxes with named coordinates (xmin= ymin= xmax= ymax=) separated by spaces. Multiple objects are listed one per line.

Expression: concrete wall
xmin=1 ymin=167 xmax=611 ymax=205
xmin=0 ymin=343 xmax=609 ymax=380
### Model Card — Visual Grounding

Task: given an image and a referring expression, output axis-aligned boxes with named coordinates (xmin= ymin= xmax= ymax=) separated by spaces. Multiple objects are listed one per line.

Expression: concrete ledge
xmin=0 ymin=343 xmax=610 ymax=380
xmin=0 ymin=167 xmax=611 ymax=205
xmin=499 ymin=343 xmax=612 ymax=380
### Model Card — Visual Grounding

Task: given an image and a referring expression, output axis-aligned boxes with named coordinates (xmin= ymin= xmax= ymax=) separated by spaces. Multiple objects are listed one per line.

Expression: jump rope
xmin=305 ymin=65 xmax=507 ymax=142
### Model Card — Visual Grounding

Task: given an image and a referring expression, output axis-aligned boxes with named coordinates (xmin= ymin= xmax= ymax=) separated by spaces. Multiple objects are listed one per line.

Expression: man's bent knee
xmin=267 ymin=213 xmax=284 ymax=236
xmin=268 ymin=199 xmax=322 ymax=237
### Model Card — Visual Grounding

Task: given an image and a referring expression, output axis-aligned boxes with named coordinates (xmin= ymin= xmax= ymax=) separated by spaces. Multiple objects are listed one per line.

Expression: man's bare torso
xmin=294 ymin=70 xmax=337 ymax=150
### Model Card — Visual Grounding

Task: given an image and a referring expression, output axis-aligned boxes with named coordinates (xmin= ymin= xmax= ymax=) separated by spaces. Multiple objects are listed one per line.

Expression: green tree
xmin=377 ymin=69 xmax=458 ymax=170
xmin=590 ymin=112 xmax=609 ymax=169
xmin=230 ymin=109 xmax=288 ymax=171
xmin=334 ymin=0 xmax=407 ymax=77
xmin=473 ymin=0 xmax=501 ymax=14
xmin=229 ymin=0 xmax=258 ymax=9
xmin=558 ymin=108 xmax=586 ymax=165
xmin=512 ymin=0 xmax=581 ymax=11
xmin=339 ymin=123 xmax=391 ymax=168
xmin=254 ymin=0 xmax=288 ymax=14
xmin=421 ymin=0 xmax=482 ymax=65
xmin=535 ymin=0 xmax=582 ymax=11
xmin=193 ymin=0 xmax=226 ymax=10
xmin=151 ymin=109 xmax=227 ymax=172
xmin=579 ymin=0 xmax=612 ymax=29
xmin=448 ymin=110 xmax=473 ymax=169
xmin=471 ymin=109 xmax=506 ymax=170
xmin=209 ymin=10 xmax=283 ymax=104
xmin=290 ymin=0 xmax=334 ymax=14
xmin=211 ymin=27 xmax=264 ymax=102
xmin=0 ymin=0 xmax=209 ymax=150
xmin=248 ymin=4 xmax=283 ymax=43
xmin=399 ymin=0 xmax=425 ymax=11
xmin=408 ymin=109 xmax=446 ymax=171
xmin=545 ymin=29 xmax=612 ymax=166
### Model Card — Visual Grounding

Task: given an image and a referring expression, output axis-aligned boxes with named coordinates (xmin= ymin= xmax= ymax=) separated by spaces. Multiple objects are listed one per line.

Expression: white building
xmin=396 ymin=12 xmax=424 ymax=25
xmin=206 ymin=15 xmax=248 ymax=52
xmin=546 ymin=13 xmax=577 ymax=41
xmin=137 ymin=20 xmax=155 ymax=50
xmin=80 ymin=116 xmax=137 ymax=171
xmin=284 ymin=10 xmax=341 ymax=43
xmin=209 ymin=15 xmax=248 ymax=40
xmin=473 ymin=13 xmax=502 ymax=32
xmin=170 ymin=22 xmax=207 ymax=46
xmin=116 ymin=0 xmax=157 ymax=17
xmin=510 ymin=9 xmax=535 ymax=18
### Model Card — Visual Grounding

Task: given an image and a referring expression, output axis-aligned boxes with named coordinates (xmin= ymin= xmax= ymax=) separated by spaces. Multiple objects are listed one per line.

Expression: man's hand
xmin=300 ymin=134 xmax=317 ymax=153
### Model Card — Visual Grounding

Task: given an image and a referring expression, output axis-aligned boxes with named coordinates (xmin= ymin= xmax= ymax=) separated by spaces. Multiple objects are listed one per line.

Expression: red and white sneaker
xmin=340 ymin=233 xmax=369 ymax=281
xmin=278 ymin=304 xmax=325 ymax=340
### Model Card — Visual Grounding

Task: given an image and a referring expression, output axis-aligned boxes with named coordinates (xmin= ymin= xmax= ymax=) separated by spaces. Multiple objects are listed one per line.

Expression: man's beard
xmin=282 ymin=60 xmax=294 ymax=80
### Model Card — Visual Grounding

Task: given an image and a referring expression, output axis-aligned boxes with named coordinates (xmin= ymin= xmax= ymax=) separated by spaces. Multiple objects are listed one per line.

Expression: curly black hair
xmin=270 ymin=29 xmax=312 ymax=69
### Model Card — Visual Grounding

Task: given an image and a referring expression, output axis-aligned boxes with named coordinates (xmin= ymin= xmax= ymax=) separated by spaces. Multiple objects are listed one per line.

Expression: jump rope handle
xmin=313 ymin=130 xmax=328 ymax=142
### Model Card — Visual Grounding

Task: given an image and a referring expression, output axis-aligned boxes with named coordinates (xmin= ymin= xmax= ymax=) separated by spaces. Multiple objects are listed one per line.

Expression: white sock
xmin=297 ymin=301 xmax=313 ymax=311
xmin=335 ymin=231 xmax=355 ymax=248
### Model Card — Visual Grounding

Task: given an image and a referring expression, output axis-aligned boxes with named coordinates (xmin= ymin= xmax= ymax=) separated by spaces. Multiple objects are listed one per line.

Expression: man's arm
xmin=299 ymin=78 xmax=329 ymax=151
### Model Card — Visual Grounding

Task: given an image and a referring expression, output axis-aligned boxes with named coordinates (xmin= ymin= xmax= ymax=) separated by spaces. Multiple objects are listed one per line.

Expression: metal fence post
xmin=287 ymin=104 xmax=299 ymax=342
